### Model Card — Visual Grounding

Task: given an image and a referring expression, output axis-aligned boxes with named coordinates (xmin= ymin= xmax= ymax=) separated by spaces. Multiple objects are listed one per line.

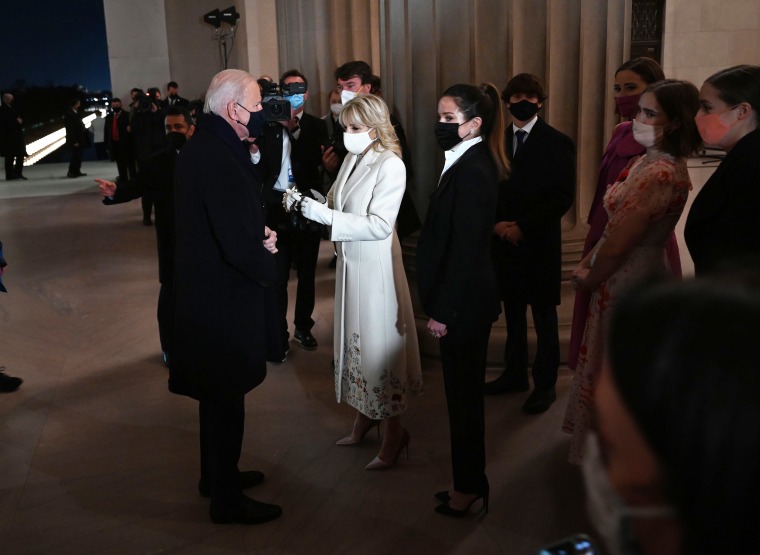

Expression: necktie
xmin=515 ymin=129 xmax=527 ymax=156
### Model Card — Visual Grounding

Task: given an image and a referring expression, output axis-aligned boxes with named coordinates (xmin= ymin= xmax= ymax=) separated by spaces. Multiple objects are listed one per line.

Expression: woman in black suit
xmin=685 ymin=65 xmax=760 ymax=274
xmin=416 ymin=83 xmax=509 ymax=517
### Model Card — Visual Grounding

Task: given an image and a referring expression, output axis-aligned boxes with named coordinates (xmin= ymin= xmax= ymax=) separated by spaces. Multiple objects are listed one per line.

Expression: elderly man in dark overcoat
xmin=171 ymin=69 xmax=281 ymax=525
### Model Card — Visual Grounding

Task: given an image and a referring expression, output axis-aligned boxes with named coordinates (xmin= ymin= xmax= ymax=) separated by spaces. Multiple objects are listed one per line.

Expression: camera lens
xmin=270 ymin=103 xmax=284 ymax=116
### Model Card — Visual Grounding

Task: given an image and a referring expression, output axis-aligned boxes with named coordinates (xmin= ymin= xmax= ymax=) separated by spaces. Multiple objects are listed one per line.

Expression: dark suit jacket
xmin=103 ymin=145 xmax=176 ymax=283
xmin=492 ymin=117 xmax=575 ymax=305
xmin=416 ymin=142 xmax=501 ymax=328
xmin=684 ymin=128 xmax=760 ymax=274
xmin=257 ymin=113 xmax=328 ymax=229
xmin=0 ymin=103 xmax=26 ymax=156
xmin=64 ymin=108 xmax=88 ymax=147
xmin=162 ymin=96 xmax=189 ymax=110
xmin=170 ymin=114 xmax=275 ymax=400
xmin=103 ymin=109 xmax=131 ymax=157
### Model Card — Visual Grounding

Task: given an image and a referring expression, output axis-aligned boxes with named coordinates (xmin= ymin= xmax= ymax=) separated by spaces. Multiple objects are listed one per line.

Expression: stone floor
xmin=1 ymin=155 xmax=712 ymax=554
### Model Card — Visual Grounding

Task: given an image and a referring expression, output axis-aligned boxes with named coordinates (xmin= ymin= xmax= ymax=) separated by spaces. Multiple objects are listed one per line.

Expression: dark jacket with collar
xmin=103 ymin=144 xmax=177 ymax=284
xmin=492 ymin=117 xmax=575 ymax=305
xmin=256 ymin=113 xmax=328 ymax=229
xmin=170 ymin=114 xmax=275 ymax=400
xmin=685 ymin=128 xmax=760 ymax=274
xmin=416 ymin=141 xmax=501 ymax=328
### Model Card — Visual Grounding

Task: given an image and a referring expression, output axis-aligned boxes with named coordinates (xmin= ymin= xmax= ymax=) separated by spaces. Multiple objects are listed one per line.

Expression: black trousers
xmin=157 ymin=280 xmax=174 ymax=357
xmin=4 ymin=155 xmax=23 ymax=179
xmin=112 ymin=141 xmax=136 ymax=181
xmin=199 ymin=393 xmax=245 ymax=510
xmin=273 ymin=223 xmax=321 ymax=349
xmin=440 ymin=320 xmax=492 ymax=494
xmin=502 ymin=301 xmax=559 ymax=390
xmin=68 ymin=145 xmax=83 ymax=175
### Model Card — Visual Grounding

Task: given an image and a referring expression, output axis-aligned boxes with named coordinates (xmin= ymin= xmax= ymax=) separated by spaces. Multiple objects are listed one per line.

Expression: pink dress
xmin=562 ymin=153 xmax=691 ymax=464
xmin=567 ymin=122 xmax=682 ymax=370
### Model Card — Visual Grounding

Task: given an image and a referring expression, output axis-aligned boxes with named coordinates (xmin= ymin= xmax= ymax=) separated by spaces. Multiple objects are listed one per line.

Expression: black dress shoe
xmin=209 ymin=495 xmax=282 ymax=525
xmin=76 ymin=172 xmax=87 ymax=177
xmin=0 ymin=367 xmax=22 ymax=393
xmin=435 ymin=490 xmax=451 ymax=502
xmin=66 ymin=172 xmax=78 ymax=178
xmin=522 ymin=388 xmax=557 ymax=414
xmin=17 ymin=175 xmax=28 ymax=180
xmin=294 ymin=329 xmax=318 ymax=350
xmin=483 ymin=375 xmax=530 ymax=396
xmin=198 ymin=470 xmax=265 ymax=498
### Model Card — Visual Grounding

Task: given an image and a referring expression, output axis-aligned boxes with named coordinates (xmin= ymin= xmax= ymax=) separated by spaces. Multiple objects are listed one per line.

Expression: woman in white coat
xmin=286 ymin=94 xmax=422 ymax=470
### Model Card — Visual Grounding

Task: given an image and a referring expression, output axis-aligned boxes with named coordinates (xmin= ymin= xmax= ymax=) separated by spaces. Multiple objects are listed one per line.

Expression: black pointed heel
xmin=434 ymin=489 xmax=489 ymax=518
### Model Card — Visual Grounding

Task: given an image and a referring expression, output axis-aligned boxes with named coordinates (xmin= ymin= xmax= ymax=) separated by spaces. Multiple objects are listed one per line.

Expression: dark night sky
xmin=0 ymin=0 xmax=111 ymax=91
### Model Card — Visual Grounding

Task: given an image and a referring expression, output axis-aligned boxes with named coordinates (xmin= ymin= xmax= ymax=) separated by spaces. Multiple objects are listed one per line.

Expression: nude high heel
xmin=365 ymin=428 xmax=410 ymax=470
xmin=335 ymin=419 xmax=380 ymax=446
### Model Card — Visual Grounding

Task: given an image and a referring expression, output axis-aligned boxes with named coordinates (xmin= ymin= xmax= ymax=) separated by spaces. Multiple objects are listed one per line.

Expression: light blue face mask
xmin=286 ymin=94 xmax=305 ymax=110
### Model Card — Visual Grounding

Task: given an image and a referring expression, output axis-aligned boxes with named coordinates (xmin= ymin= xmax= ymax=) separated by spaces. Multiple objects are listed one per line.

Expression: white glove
xmin=283 ymin=188 xmax=303 ymax=212
xmin=300 ymin=196 xmax=334 ymax=225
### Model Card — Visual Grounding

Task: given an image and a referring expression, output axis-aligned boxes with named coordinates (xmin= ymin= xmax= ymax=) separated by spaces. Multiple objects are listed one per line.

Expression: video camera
xmin=134 ymin=88 xmax=162 ymax=113
xmin=260 ymin=80 xmax=307 ymax=122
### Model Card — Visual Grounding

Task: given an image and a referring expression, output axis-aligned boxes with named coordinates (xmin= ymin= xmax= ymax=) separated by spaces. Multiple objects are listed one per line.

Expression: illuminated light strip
xmin=23 ymin=112 xmax=103 ymax=166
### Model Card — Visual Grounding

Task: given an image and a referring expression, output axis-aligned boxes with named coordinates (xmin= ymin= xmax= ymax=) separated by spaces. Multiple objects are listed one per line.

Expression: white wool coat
xmin=327 ymin=147 xmax=423 ymax=418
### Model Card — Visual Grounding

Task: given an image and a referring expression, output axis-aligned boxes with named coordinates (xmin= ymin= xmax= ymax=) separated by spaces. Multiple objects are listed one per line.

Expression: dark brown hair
xmin=705 ymin=65 xmax=760 ymax=127
xmin=646 ymin=79 xmax=702 ymax=157
xmin=443 ymin=83 xmax=509 ymax=180
xmin=615 ymin=57 xmax=665 ymax=85
xmin=501 ymin=73 xmax=547 ymax=103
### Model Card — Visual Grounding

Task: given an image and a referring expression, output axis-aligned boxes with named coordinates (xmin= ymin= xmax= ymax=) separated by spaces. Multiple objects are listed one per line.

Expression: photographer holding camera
xmin=254 ymin=69 xmax=330 ymax=360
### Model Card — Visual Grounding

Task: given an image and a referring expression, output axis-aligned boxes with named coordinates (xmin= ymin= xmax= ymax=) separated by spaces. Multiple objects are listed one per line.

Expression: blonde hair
xmin=204 ymin=69 xmax=256 ymax=115
xmin=338 ymin=94 xmax=401 ymax=157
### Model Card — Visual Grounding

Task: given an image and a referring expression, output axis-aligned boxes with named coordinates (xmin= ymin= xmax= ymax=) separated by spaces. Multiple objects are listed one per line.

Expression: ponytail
xmin=479 ymin=83 xmax=509 ymax=180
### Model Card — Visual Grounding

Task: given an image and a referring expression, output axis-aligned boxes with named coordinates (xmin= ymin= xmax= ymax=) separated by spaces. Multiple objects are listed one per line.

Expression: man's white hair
xmin=2 ymin=93 xmax=12 ymax=104
xmin=204 ymin=69 xmax=256 ymax=115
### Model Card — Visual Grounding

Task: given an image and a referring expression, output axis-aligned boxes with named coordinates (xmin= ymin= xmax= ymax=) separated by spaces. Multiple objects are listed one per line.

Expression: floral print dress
xmin=562 ymin=153 xmax=691 ymax=464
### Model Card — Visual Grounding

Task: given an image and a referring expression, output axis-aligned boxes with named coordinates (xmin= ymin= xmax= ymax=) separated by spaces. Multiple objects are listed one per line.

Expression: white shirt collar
xmin=441 ymin=135 xmax=482 ymax=178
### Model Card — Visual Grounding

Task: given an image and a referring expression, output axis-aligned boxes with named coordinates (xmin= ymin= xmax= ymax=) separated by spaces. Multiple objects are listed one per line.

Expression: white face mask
xmin=343 ymin=129 xmax=375 ymax=155
xmin=330 ymin=103 xmax=343 ymax=117
xmin=340 ymin=89 xmax=358 ymax=105
xmin=583 ymin=432 xmax=676 ymax=555
xmin=632 ymin=119 xmax=664 ymax=149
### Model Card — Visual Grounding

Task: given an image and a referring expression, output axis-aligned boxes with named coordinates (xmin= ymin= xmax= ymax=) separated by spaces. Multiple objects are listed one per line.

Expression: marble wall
xmin=663 ymin=0 xmax=760 ymax=86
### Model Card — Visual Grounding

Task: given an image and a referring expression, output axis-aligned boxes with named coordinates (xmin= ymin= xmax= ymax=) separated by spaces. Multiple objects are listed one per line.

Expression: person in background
xmin=563 ymin=79 xmax=702 ymax=464
xmin=485 ymin=73 xmax=575 ymax=415
xmin=65 ymin=98 xmax=88 ymax=178
xmin=162 ymin=81 xmax=189 ymax=109
xmin=685 ymin=65 xmax=760 ymax=274
xmin=95 ymin=107 xmax=195 ymax=368
xmin=285 ymin=94 xmax=422 ymax=471
xmin=567 ymin=58 xmax=677 ymax=372
xmin=0 ymin=240 xmax=23 ymax=393
xmin=417 ymin=83 xmax=508 ymax=517
xmin=170 ymin=69 xmax=281 ymax=525
xmin=130 ymin=87 xmax=166 ymax=225
xmin=254 ymin=69 xmax=329 ymax=359
xmin=0 ymin=93 xmax=27 ymax=181
xmin=104 ymin=98 xmax=136 ymax=181
xmin=588 ymin=272 xmax=760 ymax=555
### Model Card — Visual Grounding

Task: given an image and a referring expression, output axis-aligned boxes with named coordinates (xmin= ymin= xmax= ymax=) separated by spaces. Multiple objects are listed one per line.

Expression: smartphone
xmin=536 ymin=534 xmax=598 ymax=555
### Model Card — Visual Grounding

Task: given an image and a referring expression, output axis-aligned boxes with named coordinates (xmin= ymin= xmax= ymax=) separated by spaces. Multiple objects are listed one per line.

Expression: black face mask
xmin=434 ymin=121 xmax=464 ymax=151
xmin=508 ymin=99 xmax=540 ymax=121
xmin=166 ymin=131 xmax=187 ymax=150
xmin=236 ymin=105 xmax=266 ymax=139
xmin=113 ymin=107 xmax=122 ymax=113
xmin=169 ymin=93 xmax=178 ymax=99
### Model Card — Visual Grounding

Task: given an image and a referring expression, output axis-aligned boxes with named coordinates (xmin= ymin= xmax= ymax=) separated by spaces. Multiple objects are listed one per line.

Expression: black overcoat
xmin=169 ymin=114 xmax=275 ymax=400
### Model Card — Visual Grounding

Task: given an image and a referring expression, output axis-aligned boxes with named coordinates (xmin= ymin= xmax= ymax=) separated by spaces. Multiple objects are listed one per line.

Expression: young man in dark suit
xmin=254 ymin=69 xmax=329 ymax=359
xmin=103 ymin=98 xmax=136 ymax=180
xmin=487 ymin=73 xmax=575 ymax=414
xmin=162 ymin=81 xmax=189 ymax=109
xmin=65 ymin=98 xmax=88 ymax=178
